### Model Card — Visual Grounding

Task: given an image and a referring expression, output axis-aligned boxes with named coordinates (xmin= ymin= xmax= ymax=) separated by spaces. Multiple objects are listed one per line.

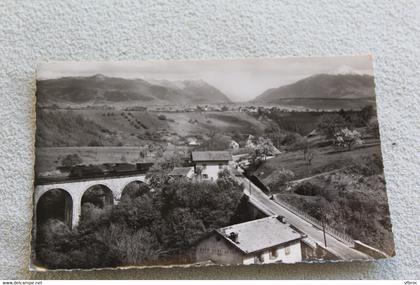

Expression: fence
xmin=274 ymin=198 xmax=355 ymax=247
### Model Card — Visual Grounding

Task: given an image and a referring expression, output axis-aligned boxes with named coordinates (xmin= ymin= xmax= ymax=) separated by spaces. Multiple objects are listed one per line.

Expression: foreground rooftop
xmin=215 ymin=216 xmax=303 ymax=254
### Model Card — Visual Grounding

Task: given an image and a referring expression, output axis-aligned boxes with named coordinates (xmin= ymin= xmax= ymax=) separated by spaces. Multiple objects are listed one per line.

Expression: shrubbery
xmin=36 ymin=175 xmax=244 ymax=269
xmin=267 ymin=168 xmax=295 ymax=190
xmin=349 ymin=154 xmax=384 ymax=176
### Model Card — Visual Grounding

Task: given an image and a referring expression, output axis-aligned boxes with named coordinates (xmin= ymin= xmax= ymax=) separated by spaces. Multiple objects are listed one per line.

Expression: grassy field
xmin=160 ymin=111 xmax=269 ymax=137
xmin=253 ymin=142 xmax=382 ymax=186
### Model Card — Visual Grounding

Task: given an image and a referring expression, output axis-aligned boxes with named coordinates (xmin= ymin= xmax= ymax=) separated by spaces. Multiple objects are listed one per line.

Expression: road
xmin=233 ymin=171 xmax=372 ymax=261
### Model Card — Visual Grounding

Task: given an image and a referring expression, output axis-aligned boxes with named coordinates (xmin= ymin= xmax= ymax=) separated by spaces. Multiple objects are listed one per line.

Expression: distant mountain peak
xmin=36 ymin=75 xmax=231 ymax=106
xmin=90 ymin=74 xmax=107 ymax=80
xmin=254 ymin=73 xmax=375 ymax=103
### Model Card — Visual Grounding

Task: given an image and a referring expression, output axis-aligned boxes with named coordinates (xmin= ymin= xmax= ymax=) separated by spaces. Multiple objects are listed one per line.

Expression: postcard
xmin=31 ymin=56 xmax=395 ymax=270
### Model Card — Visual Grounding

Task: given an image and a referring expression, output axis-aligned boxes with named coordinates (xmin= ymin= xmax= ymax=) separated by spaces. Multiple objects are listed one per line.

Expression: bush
xmin=158 ymin=114 xmax=167 ymax=120
xmin=88 ymin=140 xmax=103 ymax=147
xmin=282 ymin=133 xmax=298 ymax=145
xmin=268 ymin=168 xmax=295 ymax=190
xmin=350 ymin=154 xmax=384 ymax=176
xmin=61 ymin=154 xmax=82 ymax=167
xmin=367 ymin=121 xmax=380 ymax=138
xmin=36 ymin=219 xmax=120 ymax=269
xmin=36 ymin=175 xmax=244 ymax=269
xmin=294 ymin=182 xmax=320 ymax=196
xmin=318 ymin=114 xmax=350 ymax=138
xmin=120 ymin=182 xmax=150 ymax=202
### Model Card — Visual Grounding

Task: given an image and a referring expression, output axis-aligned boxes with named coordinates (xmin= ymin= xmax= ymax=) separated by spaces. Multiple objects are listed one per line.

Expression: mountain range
xmin=36 ymin=73 xmax=375 ymax=107
xmin=36 ymin=74 xmax=231 ymax=106
xmin=254 ymin=74 xmax=375 ymax=103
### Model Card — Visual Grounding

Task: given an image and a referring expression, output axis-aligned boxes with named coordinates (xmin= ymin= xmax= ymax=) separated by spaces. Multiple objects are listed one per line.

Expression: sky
xmin=37 ymin=55 xmax=373 ymax=101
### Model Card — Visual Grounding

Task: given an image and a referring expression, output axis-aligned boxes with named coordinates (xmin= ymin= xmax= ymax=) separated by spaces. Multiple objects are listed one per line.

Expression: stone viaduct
xmin=34 ymin=174 xmax=147 ymax=229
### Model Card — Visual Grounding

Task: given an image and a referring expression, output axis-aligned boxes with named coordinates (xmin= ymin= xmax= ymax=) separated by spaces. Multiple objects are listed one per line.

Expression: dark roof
xmin=270 ymin=145 xmax=282 ymax=155
xmin=169 ymin=167 xmax=193 ymax=176
xmin=191 ymin=151 xmax=232 ymax=162
xmin=215 ymin=216 xmax=302 ymax=254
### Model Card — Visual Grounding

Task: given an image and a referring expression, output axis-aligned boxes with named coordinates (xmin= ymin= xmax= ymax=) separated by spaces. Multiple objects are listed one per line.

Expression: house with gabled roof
xmin=194 ymin=216 xmax=304 ymax=265
xmin=191 ymin=151 xmax=232 ymax=181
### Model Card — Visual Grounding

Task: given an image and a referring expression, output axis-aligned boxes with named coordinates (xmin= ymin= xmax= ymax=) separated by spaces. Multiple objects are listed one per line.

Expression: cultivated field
xmin=36 ymin=109 xmax=272 ymax=148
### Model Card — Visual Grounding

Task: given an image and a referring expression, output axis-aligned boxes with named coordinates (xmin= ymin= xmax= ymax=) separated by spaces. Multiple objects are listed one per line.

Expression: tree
xmin=367 ymin=121 xmax=380 ymax=138
xmin=334 ymin=128 xmax=363 ymax=150
xmin=255 ymin=137 xmax=274 ymax=160
xmin=146 ymin=172 xmax=172 ymax=189
xmin=121 ymin=182 xmax=150 ymax=202
xmin=318 ymin=114 xmax=349 ymax=138
xmin=195 ymin=166 xmax=203 ymax=180
xmin=267 ymin=168 xmax=295 ymax=190
xmin=36 ymin=176 xmax=244 ymax=269
xmin=360 ymin=105 xmax=374 ymax=124
xmin=305 ymin=150 xmax=315 ymax=175
xmin=264 ymin=125 xmax=285 ymax=148
xmin=61 ymin=154 xmax=83 ymax=167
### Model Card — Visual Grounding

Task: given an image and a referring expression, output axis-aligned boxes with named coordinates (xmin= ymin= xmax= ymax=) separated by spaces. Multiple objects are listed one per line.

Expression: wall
xmin=195 ymin=234 xmax=243 ymax=265
xmin=243 ymin=241 xmax=302 ymax=265
xmin=195 ymin=162 xmax=227 ymax=180
xmin=0 ymin=0 xmax=419 ymax=279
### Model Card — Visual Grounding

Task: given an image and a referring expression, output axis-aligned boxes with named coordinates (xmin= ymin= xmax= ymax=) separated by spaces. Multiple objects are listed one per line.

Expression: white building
xmin=245 ymin=135 xmax=256 ymax=148
xmin=229 ymin=140 xmax=240 ymax=149
xmin=194 ymin=216 xmax=304 ymax=265
xmin=191 ymin=151 xmax=232 ymax=181
xmin=187 ymin=137 xmax=200 ymax=146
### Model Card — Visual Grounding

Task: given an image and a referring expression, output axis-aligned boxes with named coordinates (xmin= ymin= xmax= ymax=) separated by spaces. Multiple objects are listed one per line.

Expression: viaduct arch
xmin=34 ymin=174 xmax=147 ymax=229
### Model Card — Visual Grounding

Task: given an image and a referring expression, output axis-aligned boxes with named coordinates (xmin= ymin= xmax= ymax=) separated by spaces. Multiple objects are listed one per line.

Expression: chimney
xmin=276 ymin=215 xmax=287 ymax=224
xmin=228 ymin=232 xmax=239 ymax=243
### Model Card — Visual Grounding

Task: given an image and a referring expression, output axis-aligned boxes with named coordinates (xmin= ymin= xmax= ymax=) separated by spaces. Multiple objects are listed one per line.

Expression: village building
xmin=187 ymin=137 xmax=200 ymax=146
xmin=191 ymin=151 xmax=232 ymax=181
xmin=229 ymin=140 xmax=240 ymax=149
xmin=245 ymin=135 xmax=256 ymax=148
xmin=194 ymin=216 xmax=304 ymax=265
xmin=268 ymin=145 xmax=282 ymax=157
xmin=168 ymin=166 xmax=195 ymax=179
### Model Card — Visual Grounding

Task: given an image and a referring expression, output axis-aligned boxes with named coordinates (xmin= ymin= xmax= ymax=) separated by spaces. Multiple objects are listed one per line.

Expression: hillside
xmin=35 ymin=109 xmax=270 ymax=147
xmin=36 ymin=75 xmax=231 ymax=106
xmin=254 ymin=74 xmax=375 ymax=103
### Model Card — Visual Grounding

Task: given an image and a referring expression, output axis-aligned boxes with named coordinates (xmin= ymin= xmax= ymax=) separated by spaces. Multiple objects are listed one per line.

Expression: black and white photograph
xmin=31 ymin=56 xmax=395 ymax=270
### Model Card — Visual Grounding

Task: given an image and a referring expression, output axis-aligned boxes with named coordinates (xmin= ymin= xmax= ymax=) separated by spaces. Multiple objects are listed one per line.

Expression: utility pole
xmin=320 ymin=207 xmax=327 ymax=247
